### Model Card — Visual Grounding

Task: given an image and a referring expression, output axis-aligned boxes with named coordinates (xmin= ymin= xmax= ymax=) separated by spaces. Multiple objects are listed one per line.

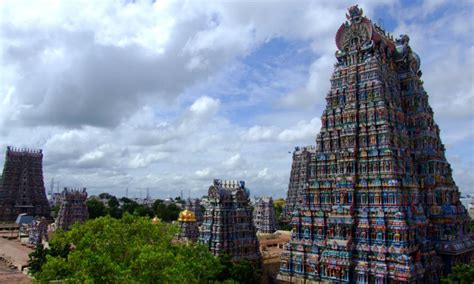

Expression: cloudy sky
xmin=0 ymin=0 xmax=473 ymax=199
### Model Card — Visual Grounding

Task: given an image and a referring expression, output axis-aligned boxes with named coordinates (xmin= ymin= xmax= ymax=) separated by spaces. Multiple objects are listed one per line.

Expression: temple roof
xmin=178 ymin=209 xmax=196 ymax=222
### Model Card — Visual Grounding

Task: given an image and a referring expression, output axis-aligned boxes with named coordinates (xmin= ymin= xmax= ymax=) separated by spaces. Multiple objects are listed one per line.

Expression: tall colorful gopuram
xmin=55 ymin=187 xmax=88 ymax=231
xmin=253 ymin=197 xmax=277 ymax=234
xmin=0 ymin=146 xmax=51 ymax=221
xmin=278 ymin=5 xmax=473 ymax=283
xmin=283 ymin=146 xmax=316 ymax=221
xmin=199 ymin=179 xmax=260 ymax=263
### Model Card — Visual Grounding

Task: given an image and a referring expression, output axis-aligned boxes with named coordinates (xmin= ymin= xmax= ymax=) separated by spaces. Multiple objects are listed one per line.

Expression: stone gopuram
xmin=177 ymin=209 xmax=199 ymax=242
xmin=0 ymin=146 xmax=51 ymax=222
xmin=253 ymin=197 xmax=277 ymax=234
xmin=283 ymin=146 xmax=316 ymax=221
xmin=199 ymin=179 xmax=260 ymax=263
xmin=55 ymin=187 xmax=88 ymax=231
xmin=278 ymin=5 xmax=473 ymax=283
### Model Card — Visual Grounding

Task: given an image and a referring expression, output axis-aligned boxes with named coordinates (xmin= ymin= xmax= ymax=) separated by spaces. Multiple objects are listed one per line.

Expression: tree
xmin=121 ymin=198 xmax=139 ymax=214
xmin=29 ymin=214 xmax=262 ymax=283
xmin=98 ymin=192 xmax=113 ymax=200
xmin=30 ymin=214 xmax=224 ymax=283
xmin=28 ymin=232 xmax=71 ymax=276
xmin=152 ymin=200 xmax=180 ymax=222
xmin=107 ymin=196 xmax=120 ymax=208
xmin=120 ymin=198 xmax=154 ymax=217
xmin=135 ymin=205 xmax=154 ymax=217
xmin=28 ymin=244 xmax=48 ymax=274
xmin=105 ymin=196 xmax=123 ymax=218
xmin=86 ymin=198 xmax=106 ymax=219
xmin=230 ymin=259 xmax=261 ymax=284
xmin=216 ymin=254 xmax=260 ymax=284
xmin=51 ymin=205 xmax=60 ymax=218
xmin=273 ymin=198 xmax=291 ymax=230
xmin=441 ymin=263 xmax=474 ymax=284
xmin=273 ymin=198 xmax=285 ymax=218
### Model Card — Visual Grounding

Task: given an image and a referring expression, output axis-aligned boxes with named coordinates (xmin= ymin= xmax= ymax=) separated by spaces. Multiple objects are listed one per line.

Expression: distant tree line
xmin=86 ymin=193 xmax=182 ymax=222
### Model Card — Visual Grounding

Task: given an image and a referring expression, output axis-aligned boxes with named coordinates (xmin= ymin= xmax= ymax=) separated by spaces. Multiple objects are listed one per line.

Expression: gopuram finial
xmin=346 ymin=5 xmax=364 ymax=23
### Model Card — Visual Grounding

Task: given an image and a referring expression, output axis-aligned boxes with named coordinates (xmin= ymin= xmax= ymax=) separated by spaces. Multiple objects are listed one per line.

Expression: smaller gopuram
xmin=0 ymin=146 xmax=51 ymax=221
xmin=177 ymin=209 xmax=199 ymax=242
xmin=55 ymin=187 xmax=88 ymax=231
xmin=199 ymin=179 xmax=260 ymax=263
xmin=283 ymin=146 xmax=316 ymax=220
xmin=185 ymin=198 xmax=204 ymax=225
xmin=253 ymin=197 xmax=277 ymax=234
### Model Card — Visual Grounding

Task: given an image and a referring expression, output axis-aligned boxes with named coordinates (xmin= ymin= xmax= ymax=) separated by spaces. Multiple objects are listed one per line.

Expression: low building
xmin=258 ymin=231 xmax=291 ymax=283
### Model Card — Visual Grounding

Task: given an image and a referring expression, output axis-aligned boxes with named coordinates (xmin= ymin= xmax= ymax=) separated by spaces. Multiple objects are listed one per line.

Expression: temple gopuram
xmin=177 ymin=209 xmax=199 ymax=242
xmin=283 ymin=146 xmax=316 ymax=221
xmin=0 ymin=146 xmax=51 ymax=222
xmin=199 ymin=179 xmax=260 ymax=263
xmin=55 ymin=187 xmax=88 ymax=231
xmin=278 ymin=5 xmax=473 ymax=283
xmin=254 ymin=197 xmax=277 ymax=234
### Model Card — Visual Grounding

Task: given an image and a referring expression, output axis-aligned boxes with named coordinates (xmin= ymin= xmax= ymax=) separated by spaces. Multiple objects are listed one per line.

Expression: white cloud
xmin=195 ymin=168 xmax=212 ymax=178
xmin=189 ymin=96 xmax=220 ymax=117
xmin=279 ymin=55 xmax=332 ymax=109
xmin=77 ymin=150 xmax=105 ymax=166
xmin=128 ymin=152 xmax=169 ymax=169
xmin=257 ymin=168 xmax=269 ymax=179
xmin=278 ymin=118 xmax=321 ymax=142
xmin=223 ymin=154 xmax=242 ymax=169
xmin=242 ymin=125 xmax=277 ymax=142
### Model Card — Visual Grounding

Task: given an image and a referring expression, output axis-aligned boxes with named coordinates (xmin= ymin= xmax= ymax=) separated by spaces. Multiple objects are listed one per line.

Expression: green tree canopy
xmin=441 ymin=263 xmax=474 ymax=284
xmin=273 ymin=198 xmax=291 ymax=231
xmin=30 ymin=214 xmax=224 ymax=283
xmin=152 ymin=200 xmax=181 ymax=222
xmin=107 ymin=196 xmax=120 ymax=208
xmin=86 ymin=198 xmax=106 ymax=219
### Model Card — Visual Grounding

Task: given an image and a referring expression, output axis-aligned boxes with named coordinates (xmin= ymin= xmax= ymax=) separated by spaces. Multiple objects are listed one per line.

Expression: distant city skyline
xmin=1 ymin=0 xmax=472 ymax=198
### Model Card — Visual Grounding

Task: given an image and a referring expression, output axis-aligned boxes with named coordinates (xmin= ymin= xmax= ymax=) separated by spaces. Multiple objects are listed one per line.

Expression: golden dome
xmin=151 ymin=216 xmax=161 ymax=224
xmin=178 ymin=210 xmax=196 ymax=222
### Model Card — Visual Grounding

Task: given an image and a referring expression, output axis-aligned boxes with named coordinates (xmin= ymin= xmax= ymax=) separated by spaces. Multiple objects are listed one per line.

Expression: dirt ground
xmin=0 ymin=237 xmax=33 ymax=283
xmin=0 ymin=261 xmax=32 ymax=284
